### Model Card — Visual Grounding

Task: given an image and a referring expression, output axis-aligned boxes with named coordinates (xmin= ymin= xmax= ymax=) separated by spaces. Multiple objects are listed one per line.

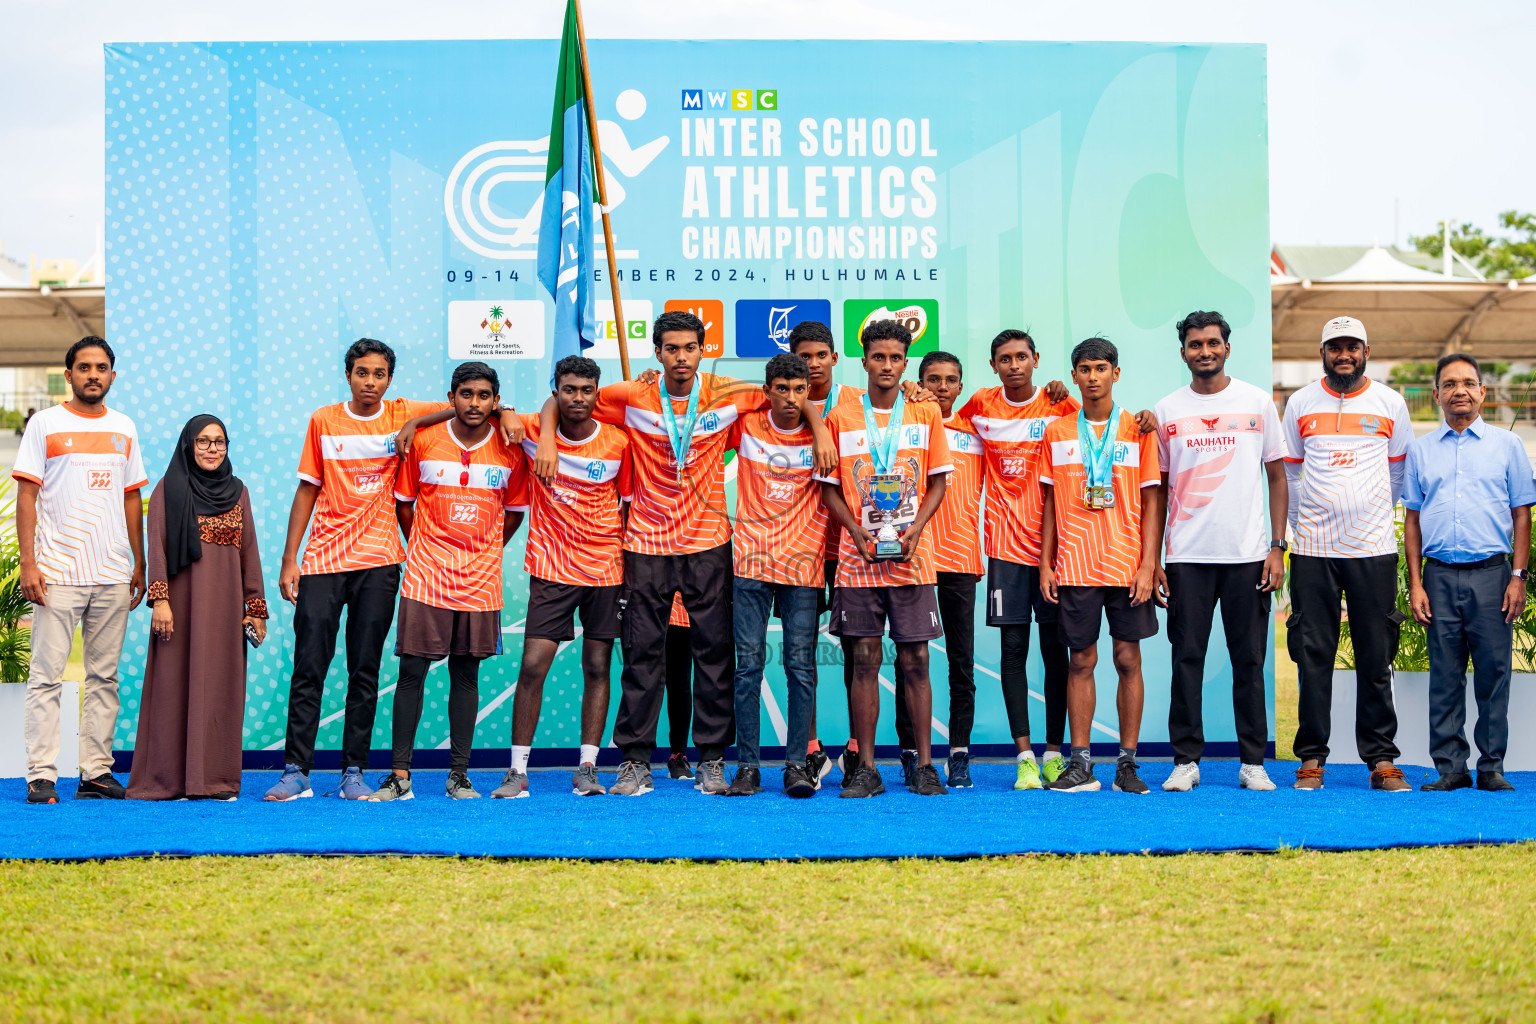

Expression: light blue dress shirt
xmin=1402 ymin=417 xmax=1536 ymax=562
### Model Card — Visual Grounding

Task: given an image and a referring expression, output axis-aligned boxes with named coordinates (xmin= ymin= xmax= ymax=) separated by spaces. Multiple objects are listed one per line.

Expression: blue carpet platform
xmin=3 ymin=762 xmax=1533 ymax=860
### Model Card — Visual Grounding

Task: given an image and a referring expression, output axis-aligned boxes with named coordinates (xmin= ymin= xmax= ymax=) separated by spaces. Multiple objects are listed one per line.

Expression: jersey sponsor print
xmin=811 ymin=384 xmax=865 ymax=562
xmin=927 ymin=412 xmax=983 ymax=575
xmin=731 ymin=409 xmax=827 ymax=587
xmin=394 ymin=421 xmax=522 ymax=612
xmin=512 ymin=415 xmax=632 ymax=587
xmin=1039 ymin=409 xmax=1160 ymax=587
xmin=1155 ymin=380 xmax=1286 ymax=564
xmin=959 ymin=387 xmax=1080 ymax=567
xmin=11 ymin=405 xmax=148 ymax=587
xmin=295 ymin=398 xmax=449 ymax=575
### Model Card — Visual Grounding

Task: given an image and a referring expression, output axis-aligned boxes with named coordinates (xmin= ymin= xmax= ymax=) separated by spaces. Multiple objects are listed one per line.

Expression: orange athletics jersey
xmin=670 ymin=594 xmax=689 ymax=627
xmin=927 ymin=412 xmax=984 ymax=575
xmin=811 ymin=384 xmax=865 ymax=562
xmin=12 ymin=404 xmax=148 ymax=587
xmin=1039 ymin=409 xmax=1159 ymax=587
xmin=296 ymin=398 xmax=448 ymax=575
xmin=815 ymin=399 xmax=953 ymax=589
xmin=394 ymin=421 xmax=522 ymax=612
xmin=959 ymin=386 xmax=1080 ymax=567
xmin=731 ymin=410 xmax=827 ymax=587
xmin=593 ymin=374 xmax=768 ymax=555
xmin=511 ymin=415 xmax=631 ymax=588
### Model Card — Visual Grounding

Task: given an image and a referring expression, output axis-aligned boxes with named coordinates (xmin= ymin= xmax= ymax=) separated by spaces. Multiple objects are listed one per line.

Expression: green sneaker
xmin=1041 ymin=754 xmax=1069 ymax=785
xmin=1014 ymin=758 xmax=1042 ymax=791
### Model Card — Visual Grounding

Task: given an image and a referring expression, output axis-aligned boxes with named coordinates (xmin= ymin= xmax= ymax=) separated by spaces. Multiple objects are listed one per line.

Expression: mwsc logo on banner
xmin=682 ymin=89 xmax=778 ymax=111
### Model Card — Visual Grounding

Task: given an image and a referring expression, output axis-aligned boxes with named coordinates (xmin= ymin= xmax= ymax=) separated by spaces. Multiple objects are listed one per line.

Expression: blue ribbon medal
xmin=1077 ymin=404 xmax=1121 ymax=510
xmin=659 ymin=377 xmax=702 ymax=483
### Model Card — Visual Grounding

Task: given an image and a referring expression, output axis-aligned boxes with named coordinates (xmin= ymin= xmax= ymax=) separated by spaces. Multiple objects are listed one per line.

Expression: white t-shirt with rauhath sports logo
xmin=1155 ymin=380 xmax=1286 ymax=564
xmin=12 ymin=404 xmax=148 ymax=586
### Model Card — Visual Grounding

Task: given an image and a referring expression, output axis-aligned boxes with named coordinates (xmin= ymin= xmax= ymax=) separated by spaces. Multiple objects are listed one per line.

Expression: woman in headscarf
xmin=128 ymin=415 xmax=267 ymax=800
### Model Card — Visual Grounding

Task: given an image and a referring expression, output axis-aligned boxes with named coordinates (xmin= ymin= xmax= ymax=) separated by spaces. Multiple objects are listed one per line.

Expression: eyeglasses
xmin=193 ymin=438 xmax=229 ymax=452
xmin=460 ymin=448 xmax=471 ymax=487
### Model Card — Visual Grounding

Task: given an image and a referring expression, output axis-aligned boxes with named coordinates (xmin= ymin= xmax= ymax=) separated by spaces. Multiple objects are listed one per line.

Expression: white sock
xmin=511 ymin=745 xmax=531 ymax=774
xmin=1016 ymin=750 xmax=1036 ymax=763
xmin=580 ymin=744 xmax=599 ymax=766
xmin=951 ymin=746 xmax=968 ymax=756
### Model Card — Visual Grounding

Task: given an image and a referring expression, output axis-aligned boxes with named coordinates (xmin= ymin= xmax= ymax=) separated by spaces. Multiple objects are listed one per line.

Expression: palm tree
xmin=488 ymin=305 xmax=505 ymax=321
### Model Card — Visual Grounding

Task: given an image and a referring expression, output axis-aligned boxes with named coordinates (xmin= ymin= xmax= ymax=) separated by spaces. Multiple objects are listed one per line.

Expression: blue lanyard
xmin=659 ymin=377 xmax=701 ymax=473
xmin=1077 ymin=405 xmax=1121 ymax=489
xmin=862 ymin=391 xmax=906 ymax=475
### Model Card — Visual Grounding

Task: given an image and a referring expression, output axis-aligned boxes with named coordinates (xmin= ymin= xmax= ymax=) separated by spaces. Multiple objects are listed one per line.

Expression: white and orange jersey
xmin=670 ymin=594 xmax=689 ymax=628
xmin=927 ymin=411 xmax=984 ymax=575
xmin=815 ymin=399 xmax=953 ymax=589
xmin=731 ymin=409 xmax=827 ymax=587
xmin=12 ymin=404 xmax=148 ymax=587
xmin=593 ymin=374 xmax=768 ymax=556
xmin=959 ymin=386 xmax=1080 ymax=567
xmin=295 ymin=398 xmax=448 ymax=575
xmin=512 ymin=414 xmax=631 ymax=588
xmin=811 ymin=384 xmax=865 ymax=562
xmin=1039 ymin=409 xmax=1160 ymax=587
xmin=1283 ymin=378 xmax=1412 ymax=558
xmin=394 ymin=420 xmax=521 ymax=612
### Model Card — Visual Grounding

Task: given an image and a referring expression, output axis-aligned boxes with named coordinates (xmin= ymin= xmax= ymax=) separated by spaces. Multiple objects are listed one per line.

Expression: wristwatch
xmin=1514 ymin=569 xmax=1528 ymax=580
xmin=1270 ymin=539 xmax=1289 ymax=553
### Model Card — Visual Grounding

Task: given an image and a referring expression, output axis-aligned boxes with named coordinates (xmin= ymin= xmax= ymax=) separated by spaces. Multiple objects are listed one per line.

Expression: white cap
xmin=1320 ymin=316 xmax=1367 ymax=345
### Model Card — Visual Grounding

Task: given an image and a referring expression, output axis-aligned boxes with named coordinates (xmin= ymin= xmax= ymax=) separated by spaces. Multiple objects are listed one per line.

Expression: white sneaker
xmin=1239 ymin=764 xmax=1277 ymax=791
xmin=1162 ymin=762 xmax=1201 ymax=792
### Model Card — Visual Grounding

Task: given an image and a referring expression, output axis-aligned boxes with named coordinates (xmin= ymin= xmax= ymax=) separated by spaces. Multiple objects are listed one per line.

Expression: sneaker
xmin=491 ymin=769 xmax=529 ymax=799
xmin=838 ymin=746 xmax=860 ymax=789
xmin=1041 ymin=753 xmax=1069 ymax=785
xmin=571 ymin=762 xmax=607 ymax=796
xmin=1047 ymin=759 xmax=1100 ymax=792
xmin=806 ymin=749 xmax=832 ymax=789
xmin=1239 ymin=764 xmax=1277 ymax=791
xmin=609 ymin=760 xmax=655 ymax=796
xmin=1477 ymin=769 xmax=1515 ymax=792
xmin=946 ymin=750 xmax=973 ymax=788
xmin=666 ymin=752 xmax=695 ymax=780
xmin=74 ymin=773 xmax=127 ymax=800
xmin=1162 ymin=762 xmax=1201 ymax=792
xmin=26 ymin=779 xmax=58 ymax=804
xmin=727 ymin=765 xmax=762 ymax=796
xmin=695 ymin=758 xmax=730 ymax=795
xmin=783 ymin=762 xmax=817 ymax=798
xmin=909 ymin=763 xmax=949 ymax=796
xmin=264 ymin=764 xmax=313 ymax=802
xmin=1293 ymin=759 xmax=1325 ymax=790
xmin=368 ymin=773 xmax=414 ymax=802
xmin=839 ymin=764 xmax=887 ymax=799
xmin=898 ymin=749 xmax=918 ymax=786
xmin=1013 ymin=758 xmax=1042 ymax=791
xmin=1113 ymin=761 xmax=1150 ymax=795
xmin=446 ymin=771 xmax=481 ymax=799
xmin=1369 ymin=762 xmax=1410 ymax=793
xmin=208 ymin=791 xmax=239 ymax=802
xmin=336 ymin=766 xmax=370 ymax=801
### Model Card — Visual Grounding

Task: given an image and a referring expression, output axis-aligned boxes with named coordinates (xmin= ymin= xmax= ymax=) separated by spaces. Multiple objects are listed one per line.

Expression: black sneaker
xmin=1047 ymin=758 xmax=1101 ymax=792
xmin=946 ymin=750 xmax=973 ymax=788
xmin=805 ymin=749 xmax=832 ymax=789
xmin=74 ymin=773 xmax=127 ymax=800
xmin=727 ymin=765 xmax=762 ymax=796
xmin=898 ymin=749 xmax=918 ymax=786
xmin=1112 ymin=760 xmax=1149 ymax=795
xmin=909 ymin=763 xmax=949 ymax=796
xmin=26 ymin=779 xmax=58 ymax=804
xmin=838 ymin=746 xmax=860 ymax=789
xmin=1422 ymin=771 xmax=1473 ymax=791
xmin=783 ymin=762 xmax=817 ymax=798
xmin=1478 ymin=770 xmax=1515 ymax=792
xmin=667 ymin=752 xmax=695 ymax=780
xmin=839 ymin=764 xmax=887 ymax=799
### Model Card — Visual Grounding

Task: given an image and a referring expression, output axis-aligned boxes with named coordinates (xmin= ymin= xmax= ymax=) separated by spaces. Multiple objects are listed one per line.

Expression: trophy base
xmin=873 ymin=539 xmax=904 ymax=560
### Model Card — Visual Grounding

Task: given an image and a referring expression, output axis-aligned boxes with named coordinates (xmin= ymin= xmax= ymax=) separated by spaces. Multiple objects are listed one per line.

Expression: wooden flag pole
xmin=572 ymin=0 xmax=631 ymax=381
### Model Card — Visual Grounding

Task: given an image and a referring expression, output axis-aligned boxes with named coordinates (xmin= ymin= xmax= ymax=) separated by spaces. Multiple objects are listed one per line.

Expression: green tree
xmin=1411 ymin=211 xmax=1536 ymax=279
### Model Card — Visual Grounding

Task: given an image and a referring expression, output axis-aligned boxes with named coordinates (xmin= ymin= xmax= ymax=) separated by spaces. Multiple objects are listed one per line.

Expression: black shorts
xmin=1055 ymin=585 xmax=1159 ymax=650
xmin=830 ymin=584 xmax=943 ymax=643
xmin=524 ymin=577 xmax=622 ymax=642
xmin=985 ymin=558 xmax=1057 ymax=626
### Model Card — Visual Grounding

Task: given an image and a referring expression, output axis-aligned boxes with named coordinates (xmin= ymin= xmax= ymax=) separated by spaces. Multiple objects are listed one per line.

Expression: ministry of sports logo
xmin=481 ymin=305 xmax=509 ymax=343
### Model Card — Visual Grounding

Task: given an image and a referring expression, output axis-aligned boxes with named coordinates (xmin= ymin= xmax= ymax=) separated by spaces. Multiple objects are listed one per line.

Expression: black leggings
xmin=663 ymin=625 xmax=693 ymax=755
xmin=390 ymin=654 xmax=482 ymax=773
xmin=998 ymin=621 xmax=1069 ymax=746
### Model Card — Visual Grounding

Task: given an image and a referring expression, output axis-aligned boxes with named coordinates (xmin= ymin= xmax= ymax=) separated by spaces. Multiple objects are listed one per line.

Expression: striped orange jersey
xmin=731 ymin=409 xmax=827 ymax=587
xmin=295 ymin=398 xmax=448 ymax=575
xmin=12 ymin=404 xmax=148 ymax=586
xmin=394 ymin=420 xmax=521 ymax=612
xmin=927 ymin=412 xmax=984 ymax=574
xmin=1282 ymin=378 xmax=1413 ymax=558
xmin=1039 ymin=409 xmax=1159 ymax=587
xmin=959 ymin=386 xmax=1080 ymax=566
xmin=593 ymin=374 xmax=768 ymax=555
xmin=511 ymin=414 xmax=632 ymax=587
xmin=670 ymin=594 xmax=689 ymax=627
xmin=811 ymin=384 xmax=865 ymax=562
xmin=815 ymin=399 xmax=953 ymax=588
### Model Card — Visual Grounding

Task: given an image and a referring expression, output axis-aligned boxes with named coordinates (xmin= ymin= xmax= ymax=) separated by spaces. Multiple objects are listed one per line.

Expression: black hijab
xmin=163 ymin=414 xmax=244 ymax=578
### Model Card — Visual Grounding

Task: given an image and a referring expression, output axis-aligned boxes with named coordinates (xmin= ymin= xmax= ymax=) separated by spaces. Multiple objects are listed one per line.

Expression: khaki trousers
xmin=26 ymin=584 xmax=130 ymax=783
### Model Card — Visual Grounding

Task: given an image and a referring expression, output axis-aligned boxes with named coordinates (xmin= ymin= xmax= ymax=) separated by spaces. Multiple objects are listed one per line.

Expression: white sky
xmin=2 ymin=0 xmax=1532 ymax=264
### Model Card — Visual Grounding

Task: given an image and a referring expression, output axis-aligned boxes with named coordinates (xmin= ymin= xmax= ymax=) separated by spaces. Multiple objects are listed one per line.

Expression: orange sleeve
xmin=926 ymin=405 xmax=952 ymax=471
xmin=297 ymin=414 xmax=324 ymax=485
xmin=616 ymin=439 xmax=634 ymax=501
xmin=1137 ymin=422 xmax=1160 ymax=486
xmin=405 ymin=399 xmax=452 ymax=418
xmin=593 ymin=381 xmax=634 ymax=426
xmin=958 ymin=393 xmax=982 ymax=421
xmin=394 ymin=442 xmax=420 ymax=501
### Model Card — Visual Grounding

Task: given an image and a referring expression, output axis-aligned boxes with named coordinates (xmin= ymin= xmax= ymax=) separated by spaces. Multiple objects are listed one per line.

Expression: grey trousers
xmin=26 ymin=583 xmax=131 ymax=783
xmin=1424 ymin=560 xmax=1512 ymax=774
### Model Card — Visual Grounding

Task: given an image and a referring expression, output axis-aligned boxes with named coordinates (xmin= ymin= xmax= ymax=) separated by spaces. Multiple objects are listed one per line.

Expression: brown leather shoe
xmin=1370 ymin=761 xmax=1411 ymax=792
xmin=1294 ymin=759 xmax=1325 ymax=790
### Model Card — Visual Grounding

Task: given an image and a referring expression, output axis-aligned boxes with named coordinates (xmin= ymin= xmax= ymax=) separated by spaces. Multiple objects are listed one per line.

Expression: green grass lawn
xmin=3 ymin=847 xmax=1535 ymax=1023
